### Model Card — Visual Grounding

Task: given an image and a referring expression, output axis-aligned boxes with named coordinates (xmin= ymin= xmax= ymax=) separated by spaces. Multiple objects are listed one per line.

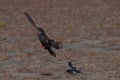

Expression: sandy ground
xmin=0 ymin=0 xmax=120 ymax=80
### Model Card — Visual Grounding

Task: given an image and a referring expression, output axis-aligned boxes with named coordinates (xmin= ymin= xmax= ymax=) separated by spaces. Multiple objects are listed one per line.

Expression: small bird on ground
xmin=24 ymin=12 xmax=62 ymax=57
xmin=66 ymin=61 xmax=82 ymax=74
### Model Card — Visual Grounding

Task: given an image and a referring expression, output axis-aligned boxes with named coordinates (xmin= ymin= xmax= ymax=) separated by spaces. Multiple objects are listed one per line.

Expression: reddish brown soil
xmin=0 ymin=0 xmax=120 ymax=80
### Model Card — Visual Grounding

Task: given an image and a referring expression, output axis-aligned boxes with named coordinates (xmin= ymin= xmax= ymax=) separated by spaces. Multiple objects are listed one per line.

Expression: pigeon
xmin=24 ymin=12 xmax=62 ymax=57
xmin=66 ymin=62 xmax=81 ymax=74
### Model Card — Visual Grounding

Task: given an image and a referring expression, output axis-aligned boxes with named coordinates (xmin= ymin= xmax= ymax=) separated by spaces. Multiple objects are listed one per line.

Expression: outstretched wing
xmin=66 ymin=69 xmax=73 ymax=74
xmin=24 ymin=12 xmax=39 ymax=31
xmin=51 ymin=41 xmax=63 ymax=49
xmin=68 ymin=62 xmax=73 ymax=68
xmin=74 ymin=69 xmax=81 ymax=73
xmin=47 ymin=47 xmax=56 ymax=57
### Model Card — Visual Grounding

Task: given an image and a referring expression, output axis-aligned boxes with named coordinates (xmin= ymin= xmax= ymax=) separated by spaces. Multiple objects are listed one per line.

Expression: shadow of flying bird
xmin=24 ymin=12 xmax=62 ymax=57
xmin=66 ymin=62 xmax=82 ymax=74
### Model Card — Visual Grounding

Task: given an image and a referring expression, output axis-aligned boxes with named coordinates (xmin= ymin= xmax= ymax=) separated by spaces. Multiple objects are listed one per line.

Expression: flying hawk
xmin=24 ymin=12 xmax=62 ymax=57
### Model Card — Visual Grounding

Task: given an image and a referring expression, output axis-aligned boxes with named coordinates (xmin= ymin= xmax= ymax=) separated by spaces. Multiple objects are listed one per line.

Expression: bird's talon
xmin=40 ymin=45 xmax=44 ymax=48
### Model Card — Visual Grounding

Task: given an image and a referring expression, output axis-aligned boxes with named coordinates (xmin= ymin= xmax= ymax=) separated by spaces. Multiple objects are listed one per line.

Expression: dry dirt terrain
xmin=0 ymin=0 xmax=120 ymax=80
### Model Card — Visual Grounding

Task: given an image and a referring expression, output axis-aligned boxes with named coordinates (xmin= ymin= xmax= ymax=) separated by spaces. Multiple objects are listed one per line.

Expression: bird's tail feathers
xmin=48 ymin=47 xmax=56 ymax=57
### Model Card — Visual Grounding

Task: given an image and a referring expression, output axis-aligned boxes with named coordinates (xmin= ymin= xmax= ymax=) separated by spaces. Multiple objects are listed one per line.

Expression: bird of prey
xmin=24 ymin=12 xmax=62 ymax=57
xmin=66 ymin=61 xmax=81 ymax=74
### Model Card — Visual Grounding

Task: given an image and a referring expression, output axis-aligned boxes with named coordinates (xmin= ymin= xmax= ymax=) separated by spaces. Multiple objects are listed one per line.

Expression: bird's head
xmin=37 ymin=28 xmax=45 ymax=33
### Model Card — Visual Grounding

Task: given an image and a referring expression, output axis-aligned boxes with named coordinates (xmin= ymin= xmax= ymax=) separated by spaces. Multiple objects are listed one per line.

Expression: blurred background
xmin=0 ymin=0 xmax=120 ymax=80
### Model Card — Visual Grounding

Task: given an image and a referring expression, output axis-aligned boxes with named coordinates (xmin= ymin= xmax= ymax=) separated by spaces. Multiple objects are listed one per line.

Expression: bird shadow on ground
xmin=66 ymin=61 xmax=85 ymax=75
